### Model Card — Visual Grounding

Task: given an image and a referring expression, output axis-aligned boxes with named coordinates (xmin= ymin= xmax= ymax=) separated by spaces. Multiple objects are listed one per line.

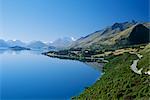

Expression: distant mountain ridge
xmin=1 ymin=21 xmax=149 ymax=50
xmin=50 ymin=37 xmax=75 ymax=48
xmin=0 ymin=39 xmax=27 ymax=48
xmin=0 ymin=39 xmax=8 ymax=47
xmin=27 ymin=41 xmax=48 ymax=50
xmin=0 ymin=37 xmax=75 ymax=50
xmin=70 ymin=21 xmax=150 ymax=49
xmin=7 ymin=40 xmax=26 ymax=47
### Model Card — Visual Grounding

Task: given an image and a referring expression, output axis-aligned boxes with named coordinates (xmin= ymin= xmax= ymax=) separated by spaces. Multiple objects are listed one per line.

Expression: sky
xmin=0 ymin=0 xmax=149 ymax=42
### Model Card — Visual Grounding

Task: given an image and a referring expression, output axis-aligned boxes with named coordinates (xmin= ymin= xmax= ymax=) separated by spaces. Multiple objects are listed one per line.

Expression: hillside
xmin=73 ymin=44 xmax=150 ymax=99
xmin=70 ymin=21 xmax=150 ymax=50
xmin=137 ymin=43 xmax=150 ymax=73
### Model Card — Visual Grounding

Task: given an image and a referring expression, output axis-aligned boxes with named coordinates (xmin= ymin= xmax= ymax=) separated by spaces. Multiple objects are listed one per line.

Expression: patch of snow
xmin=71 ymin=37 xmax=76 ymax=41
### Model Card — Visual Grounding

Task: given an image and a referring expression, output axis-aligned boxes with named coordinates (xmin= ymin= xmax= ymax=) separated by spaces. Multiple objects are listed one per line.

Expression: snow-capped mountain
xmin=6 ymin=40 xmax=26 ymax=47
xmin=0 ymin=37 xmax=76 ymax=50
xmin=50 ymin=37 xmax=76 ymax=48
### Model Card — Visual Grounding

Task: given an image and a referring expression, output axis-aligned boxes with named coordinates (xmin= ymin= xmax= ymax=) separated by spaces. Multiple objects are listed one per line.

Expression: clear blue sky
xmin=0 ymin=0 xmax=149 ymax=42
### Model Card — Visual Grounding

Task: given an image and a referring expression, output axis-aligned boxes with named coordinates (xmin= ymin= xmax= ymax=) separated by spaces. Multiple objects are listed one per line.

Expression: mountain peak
xmin=111 ymin=21 xmax=137 ymax=31
xmin=71 ymin=37 xmax=76 ymax=41
xmin=70 ymin=21 xmax=149 ymax=49
xmin=112 ymin=22 xmax=124 ymax=30
xmin=7 ymin=39 xmax=26 ymax=47
xmin=128 ymin=24 xmax=150 ymax=44
xmin=50 ymin=37 xmax=75 ymax=48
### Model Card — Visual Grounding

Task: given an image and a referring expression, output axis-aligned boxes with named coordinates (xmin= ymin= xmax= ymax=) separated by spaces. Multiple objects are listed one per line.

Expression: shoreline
xmin=42 ymin=52 xmax=108 ymax=73
xmin=85 ymin=62 xmax=104 ymax=71
xmin=42 ymin=52 xmax=108 ymax=63
xmin=42 ymin=52 xmax=107 ymax=99
xmin=42 ymin=44 xmax=150 ymax=99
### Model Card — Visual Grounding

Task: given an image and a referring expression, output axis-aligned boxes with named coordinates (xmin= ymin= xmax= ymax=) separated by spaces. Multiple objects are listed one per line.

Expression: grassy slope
xmin=73 ymin=45 xmax=150 ymax=99
xmin=138 ymin=44 xmax=150 ymax=72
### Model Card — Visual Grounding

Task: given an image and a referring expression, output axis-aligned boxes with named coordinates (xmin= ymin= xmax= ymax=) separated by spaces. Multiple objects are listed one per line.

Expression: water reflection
xmin=0 ymin=49 xmax=43 ymax=55
xmin=0 ymin=50 xmax=101 ymax=99
xmin=0 ymin=49 xmax=104 ymax=72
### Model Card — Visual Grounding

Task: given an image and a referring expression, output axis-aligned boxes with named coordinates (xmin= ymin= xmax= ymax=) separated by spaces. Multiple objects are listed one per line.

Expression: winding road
xmin=130 ymin=52 xmax=150 ymax=75
xmin=131 ymin=59 xmax=143 ymax=74
xmin=130 ymin=52 xmax=143 ymax=75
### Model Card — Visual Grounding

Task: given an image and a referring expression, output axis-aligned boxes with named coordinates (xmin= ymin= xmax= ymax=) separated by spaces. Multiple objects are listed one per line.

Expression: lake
xmin=0 ymin=50 xmax=102 ymax=100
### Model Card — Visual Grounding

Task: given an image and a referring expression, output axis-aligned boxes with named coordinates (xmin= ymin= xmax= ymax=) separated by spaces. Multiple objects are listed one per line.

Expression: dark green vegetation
xmin=73 ymin=45 xmax=150 ymax=99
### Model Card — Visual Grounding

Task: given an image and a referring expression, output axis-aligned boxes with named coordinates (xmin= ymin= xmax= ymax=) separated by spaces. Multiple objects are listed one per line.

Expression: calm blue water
xmin=0 ymin=50 xmax=101 ymax=100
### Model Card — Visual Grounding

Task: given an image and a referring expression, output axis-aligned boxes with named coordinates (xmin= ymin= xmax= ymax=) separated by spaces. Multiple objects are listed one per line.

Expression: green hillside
xmin=138 ymin=44 xmax=150 ymax=73
xmin=73 ymin=44 xmax=150 ymax=99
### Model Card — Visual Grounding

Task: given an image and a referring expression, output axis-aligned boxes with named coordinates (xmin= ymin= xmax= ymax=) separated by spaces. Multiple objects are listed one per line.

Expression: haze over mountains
xmin=50 ymin=37 xmax=76 ymax=48
xmin=7 ymin=40 xmax=26 ymax=47
xmin=0 ymin=37 xmax=75 ymax=50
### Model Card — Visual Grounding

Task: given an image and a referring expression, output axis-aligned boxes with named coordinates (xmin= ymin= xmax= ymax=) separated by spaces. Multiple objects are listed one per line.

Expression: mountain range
xmin=7 ymin=40 xmax=26 ymax=47
xmin=0 ymin=21 xmax=149 ymax=50
xmin=49 ymin=37 xmax=76 ymax=48
xmin=70 ymin=21 xmax=150 ymax=50
xmin=0 ymin=37 xmax=75 ymax=50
